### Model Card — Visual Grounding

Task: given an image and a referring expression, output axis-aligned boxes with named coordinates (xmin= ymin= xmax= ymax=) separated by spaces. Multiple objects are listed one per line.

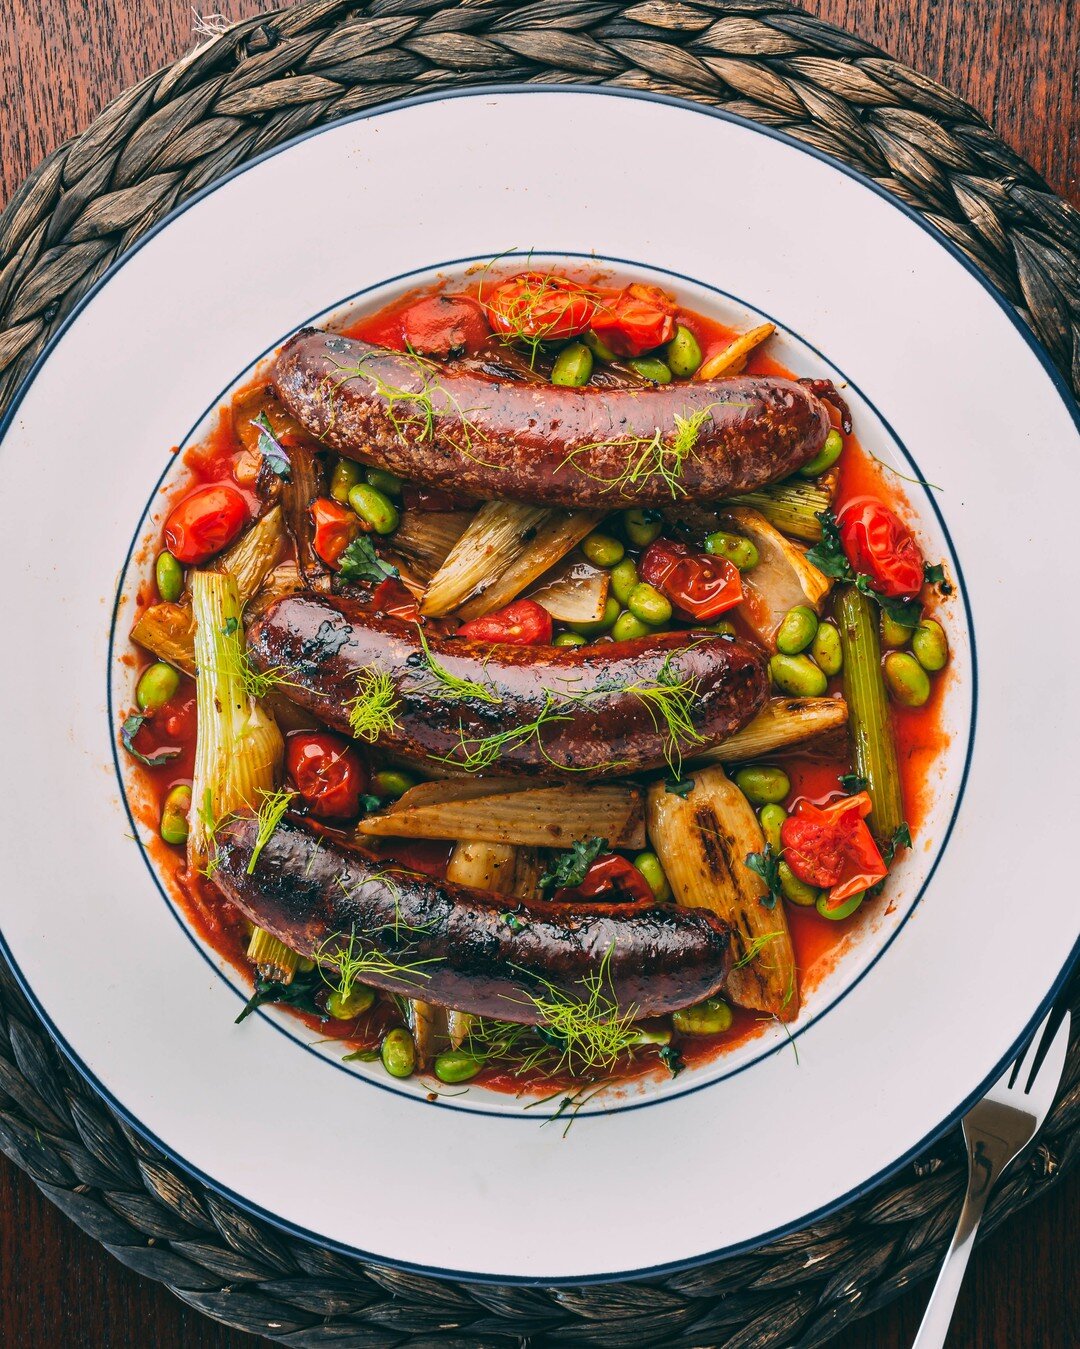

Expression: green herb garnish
xmin=246 ymin=789 xmax=295 ymax=874
xmin=337 ymin=535 xmax=399 ymax=586
xmin=119 ymin=712 xmax=181 ymax=768
xmin=251 ymin=411 xmax=291 ymax=479
xmin=414 ymin=623 xmax=502 ymax=705
xmin=538 ymin=836 xmax=607 ymax=892
xmin=745 ymin=843 xmax=783 ymax=909
xmin=665 ymin=776 xmax=696 ymax=798
xmin=658 ymin=1044 xmax=685 ymax=1077
xmin=345 ymin=666 xmax=400 ymax=742
xmin=839 ymin=772 xmax=868 ymax=794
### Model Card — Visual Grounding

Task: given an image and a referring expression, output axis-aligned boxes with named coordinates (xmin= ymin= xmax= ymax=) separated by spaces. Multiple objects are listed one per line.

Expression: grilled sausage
xmin=214 ymin=816 xmax=733 ymax=1020
xmin=247 ymin=593 xmax=770 ymax=778
xmin=273 ymin=330 xmax=830 ymax=509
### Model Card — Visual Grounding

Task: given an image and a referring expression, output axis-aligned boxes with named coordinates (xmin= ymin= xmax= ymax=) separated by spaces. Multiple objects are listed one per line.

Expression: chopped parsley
xmin=337 ymin=535 xmax=400 ymax=586
xmin=538 ymin=836 xmax=607 ymax=892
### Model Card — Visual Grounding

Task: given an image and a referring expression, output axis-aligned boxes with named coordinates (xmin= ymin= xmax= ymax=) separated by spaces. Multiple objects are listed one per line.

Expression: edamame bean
xmin=759 ymin=803 xmax=787 ymax=852
xmin=381 ymin=1027 xmax=416 ymax=1078
xmin=434 ymin=1050 xmax=483 ymax=1084
xmin=776 ymin=605 xmax=819 ymax=655
xmin=552 ymin=342 xmax=594 ymax=387
xmin=704 ymin=530 xmax=759 ymax=571
xmin=612 ymin=610 xmax=652 ymax=642
xmin=734 ymin=765 xmax=790 ymax=806
xmin=672 ymin=997 xmax=733 ymax=1036
xmin=583 ymin=330 xmax=616 ymax=362
xmin=370 ymin=769 xmax=416 ymax=800
xmin=155 ymin=550 xmax=184 ymax=603
xmin=627 ymin=356 xmax=672 ymax=384
xmin=553 ymin=631 xmax=587 ymax=648
xmin=779 ymin=861 xmax=819 ymax=906
xmin=798 ymin=427 xmax=844 ymax=477
xmin=883 ymin=651 xmax=931 ymax=707
xmin=581 ymin=531 xmax=625 ymax=568
xmin=330 ymin=458 xmax=362 ymax=502
xmin=816 ymin=890 xmax=865 ymax=920
xmin=633 ymin=851 xmax=672 ymax=901
xmin=912 ymin=619 xmax=949 ymax=672
xmin=566 ymin=596 xmax=621 ymax=636
xmin=136 ymin=662 xmax=180 ymax=712
xmin=627 ymin=582 xmax=672 ymax=626
xmin=610 ymin=557 xmax=640 ymax=606
xmin=348 ymin=482 xmax=399 ymax=535
xmin=664 ymin=325 xmax=703 ymax=378
xmin=811 ymin=620 xmax=843 ymax=676
xmin=621 ymin=508 xmax=662 ymax=548
xmin=694 ymin=619 xmax=736 ymax=637
xmin=160 ymin=784 xmax=192 ymax=847
xmin=629 ymin=1026 xmax=672 ymax=1047
xmin=769 ymin=653 xmax=828 ymax=697
xmin=326 ymin=984 xmax=374 ymax=1020
xmin=366 ymin=467 xmax=403 ymax=498
xmin=880 ymin=611 xmax=915 ymax=649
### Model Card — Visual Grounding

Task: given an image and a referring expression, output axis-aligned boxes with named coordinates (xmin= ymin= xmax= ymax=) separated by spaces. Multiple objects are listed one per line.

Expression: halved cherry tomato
xmin=837 ymin=497 xmax=924 ymax=598
xmin=400 ymin=293 xmax=490 ymax=358
xmin=638 ymin=539 xmax=742 ymax=621
xmin=589 ymin=283 xmax=678 ymax=357
xmin=553 ymin=854 xmax=654 ymax=905
xmin=780 ymin=792 xmax=888 ymax=909
xmin=482 ymin=273 xmax=597 ymax=342
xmin=286 ymin=731 xmax=367 ymax=820
xmin=371 ymin=578 xmax=421 ymax=622
xmin=310 ymin=497 xmax=360 ymax=568
xmin=163 ymin=484 xmax=247 ymax=564
xmin=457 ymin=598 xmax=553 ymax=646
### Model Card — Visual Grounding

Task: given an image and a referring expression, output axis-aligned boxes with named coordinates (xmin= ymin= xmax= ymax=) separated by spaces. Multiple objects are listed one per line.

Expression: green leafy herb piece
xmin=337 ymin=536 xmax=400 ymax=586
xmin=341 ymin=1047 xmax=381 ymax=1063
xmin=855 ymin=574 xmax=923 ymax=627
xmin=246 ymin=789 xmax=295 ymax=874
xmin=839 ymin=772 xmax=868 ymax=794
xmin=665 ymin=776 xmax=695 ymax=798
xmin=251 ymin=412 xmax=291 ymax=479
xmin=222 ymin=616 xmax=239 ymax=637
xmin=745 ymin=843 xmax=783 ymax=909
xmin=120 ymin=712 xmax=181 ymax=768
xmin=924 ymin=561 xmax=953 ymax=594
xmin=499 ymin=909 xmax=530 ymax=934
xmin=235 ymin=965 xmax=322 ymax=1023
xmin=881 ymin=820 xmax=912 ymax=867
xmin=359 ymin=793 xmax=382 ymax=815
xmin=805 ymin=509 xmax=853 ymax=580
xmin=345 ymin=666 xmax=400 ymax=742
xmin=732 ymin=930 xmax=783 ymax=970
xmin=658 ymin=1044 xmax=685 ymax=1077
xmin=539 ymin=836 xmax=607 ymax=892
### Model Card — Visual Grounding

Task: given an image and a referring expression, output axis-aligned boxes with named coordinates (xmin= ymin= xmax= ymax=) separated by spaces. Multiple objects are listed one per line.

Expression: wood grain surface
xmin=0 ymin=2 xmax=1076 ymax=1346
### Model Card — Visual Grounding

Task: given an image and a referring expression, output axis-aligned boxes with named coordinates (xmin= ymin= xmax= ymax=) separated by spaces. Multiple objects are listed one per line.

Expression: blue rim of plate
xmin=0 ymin=84 xmax=1074 ymax=1286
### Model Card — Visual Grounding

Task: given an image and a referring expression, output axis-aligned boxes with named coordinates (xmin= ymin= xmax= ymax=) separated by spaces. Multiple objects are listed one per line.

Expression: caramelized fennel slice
xmin=699 ymin=697 xmax=848 ymax=763
xmin=719 ymin=505 xmax=832 ymax=646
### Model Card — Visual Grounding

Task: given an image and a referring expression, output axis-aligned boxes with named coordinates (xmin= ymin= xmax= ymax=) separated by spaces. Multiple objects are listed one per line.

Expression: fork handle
xmin=911 ymin=1151 xmax=1001 ymax=1349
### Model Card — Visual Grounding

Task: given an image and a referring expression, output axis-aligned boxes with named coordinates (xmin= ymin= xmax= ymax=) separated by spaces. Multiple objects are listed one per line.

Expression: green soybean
xmin=883 ymin=651 xmax=931 ymax=706
xmin=136 ymin=662 xmax=180 ymax=712
xmin=552 ymin=342 xmax=594 ymax=387
xmin=627 ymin=356 xmax=672 ymax=384
xmin=734 ymin=765 xmax=790 ymax=806
xmin=816 ymin=890 xmax=865 ymax=921
xmin=612 ymin=610 xmax=652 ymax=642
xmin=776 ymin=606 xmax=819 ymax=655
xmin=799 ymin=428 xmax=844 ymax=477
xmin=330 ymin=458 xmax=363 ymax=502
xmin=155 ymin=551 xmax=184 ymax=603
xmin=622 ymin=508 xmax=662 ymax=548
xmin=326 ymin=984 xmax=374 ymax=1020
xmin=581 ymin=531 xmax=625 ymax=568
xmin=629 ymin=1026 xmax=672 ymax=1047
xmin=610 ymin=557 xmax=640 ymax=606
xmin=365 ymin=467 xmax=403 ymax=498
xmin=553 ymin=631 xmax=587 ymax=648
xmin=348 ymin=482 xmax=399 ymax=535
xmin=759 ymin=803 xmax=787 ymax=852
xmin=704 ymin=530 xmax=759 ymax=571
xmin=160 ymin=784 xmax=192 ymax=847
xmin=583 ymin=330 xmax=616 ymax=362
xmin=811 ymin=620 xmax=843 ymax=676
xmin=880 ymin=611 xmax=915 ymax=649
xmin=912 ymin=619 xmax=949 ymax=672
xmin=566 ymin=596 xmax=621 ymax=636
xmin=381 ymin=1028 xmax=416 ymax=1078
xmin=769 ymin=653 xmax=828 ymax=697
xmin=672 ymin=997 xmax=733 ymax=1036
xmin=633 ymin=851 xmax=672 ymax=902
xmin=779 ymin=861 xmax=820 ymax=907
xmin=434 ymin=1050 xmax=483 ymax=1084
xmin=627 ymin=582 xmax=672 ymax=626
xmin=698 ymin=619 xmax=736 ymax=637
xmin=664 ymin=325 xmax=703 ymax=378
xmin=370 ymin=769 xmax=416 ymax=800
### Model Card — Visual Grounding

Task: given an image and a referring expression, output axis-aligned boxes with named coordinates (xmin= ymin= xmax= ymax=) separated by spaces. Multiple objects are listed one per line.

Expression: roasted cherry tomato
xmin=371 ymin=578 xmax=421 ymax=622
xmin=311 ymin=497 xmax=360 ymax=568
xmin=554 ymin=854 xmax=655 ymax=905
xmin=638 ymin=539 xmax=743 ymax=621
xmin=399 ymin=293 xmax=490 ymax=358
xmin=163 ymin=484 xmax=247 ymax=564
xmin=457 ymin=598 xmax=553 ymax=646
xmin=780 ymin=792 xmax=888 ymax=908
xmin=286 ymin=731 xmax=367 ymax=820
xmin=589 ymin=283 xmax=678 ymax=357
xmin=837 ymin=497 xmax=924 ymax=598
xmin=482 ymin=273 xmax=597 ymax=342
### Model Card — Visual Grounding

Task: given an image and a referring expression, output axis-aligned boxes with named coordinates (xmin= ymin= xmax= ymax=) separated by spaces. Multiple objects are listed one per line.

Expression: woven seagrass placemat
xmin=0 ymin=3 xmax=1077 ymax=1344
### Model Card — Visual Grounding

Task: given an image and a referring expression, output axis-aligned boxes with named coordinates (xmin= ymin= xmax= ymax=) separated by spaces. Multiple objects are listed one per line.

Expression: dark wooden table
xmin=1 ymin=2 xmax=1076 ymax=1345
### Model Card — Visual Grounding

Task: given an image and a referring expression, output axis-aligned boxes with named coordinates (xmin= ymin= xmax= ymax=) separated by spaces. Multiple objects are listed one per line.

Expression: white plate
xmin=0 ymin=88 xmax=1077 ymax=1283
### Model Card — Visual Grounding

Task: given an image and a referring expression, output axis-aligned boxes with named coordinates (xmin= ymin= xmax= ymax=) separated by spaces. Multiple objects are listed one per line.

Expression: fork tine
xmin=1024 ymin=1009 xmax=1071 ymax=1103
xmin=1006 ymin=1008 xmax=1052 ymax=1089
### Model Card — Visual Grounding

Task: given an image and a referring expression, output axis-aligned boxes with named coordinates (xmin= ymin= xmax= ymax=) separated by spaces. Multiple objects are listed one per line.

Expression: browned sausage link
xmin=247 ymin=593 xmax=770 ymax=778
xmin=214 ymin=816 xmax=732 ymax=1020
xmin=272 ymin=330 xmax=831 ymax=509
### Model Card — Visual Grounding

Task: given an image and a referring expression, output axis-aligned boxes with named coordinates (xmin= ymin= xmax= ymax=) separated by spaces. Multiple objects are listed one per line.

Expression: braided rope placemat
xmin=1 ymin=3 xmax=1077 ymax=1344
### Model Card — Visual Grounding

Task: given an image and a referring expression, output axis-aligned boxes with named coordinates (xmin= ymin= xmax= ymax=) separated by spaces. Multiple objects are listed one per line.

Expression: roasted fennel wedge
xmin=647 ymin=766 xmax=797 ymax=1021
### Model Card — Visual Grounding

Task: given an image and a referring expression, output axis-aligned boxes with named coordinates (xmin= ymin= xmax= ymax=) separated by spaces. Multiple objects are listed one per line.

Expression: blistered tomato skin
xmin=638 ymin=539 xmax=743 ymax=621
xmin=837 ymin=497 xmax=924 ymax=597
xmin=457 ymin=599 xmax=553 ymax=646
xmin=163 ymin=485 xmax=247 ymax=563
xmin=286 ymin=732 xmax=367 ymax=820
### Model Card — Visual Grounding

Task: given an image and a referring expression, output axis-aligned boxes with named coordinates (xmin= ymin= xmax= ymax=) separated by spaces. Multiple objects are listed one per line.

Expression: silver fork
xmin=912 ymin=1006 xmax=1072 ymax=1349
